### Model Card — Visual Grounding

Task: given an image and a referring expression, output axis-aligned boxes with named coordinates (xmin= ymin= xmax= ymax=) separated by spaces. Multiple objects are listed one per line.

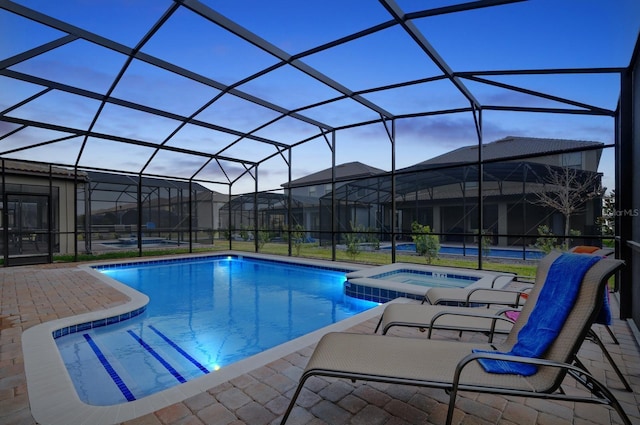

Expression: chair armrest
xmin=427 ymin=310 xmax=517 ymax=340
xmin=489 ymin=273 xmax=536 ymax=288
xmin=494 ymin=306 xmax=521 ymax=316
xmin=453 ymin=351 xmax=587 ymax=388
xmin=448 ymin=351 xmax=633 ymax=425
xmin=489 ymin=273 xmax=517 ymax=288
xmin=465 ymin=287 xmax=530 ymax=307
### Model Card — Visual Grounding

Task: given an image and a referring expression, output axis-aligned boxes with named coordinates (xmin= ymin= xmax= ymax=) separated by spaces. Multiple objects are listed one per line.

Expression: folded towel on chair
xmin=571 ymin=245 xmax=600 ymax=254
xmin=474 ymin=253 xmax=601 ymax=375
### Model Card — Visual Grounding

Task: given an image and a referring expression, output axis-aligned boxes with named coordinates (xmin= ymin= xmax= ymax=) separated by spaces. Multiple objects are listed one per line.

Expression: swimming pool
xmin=52 ymin=255 xmax=376 ymax=406
xmin=384 ymin=243 xmax=544 ymax=260
xmin=100 ymin=237 xmax=179 ymax=249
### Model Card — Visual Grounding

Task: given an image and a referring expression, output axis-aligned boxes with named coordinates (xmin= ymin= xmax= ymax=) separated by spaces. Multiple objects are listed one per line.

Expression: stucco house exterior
xmin=1 ymin=159 xmax=84 ymax=266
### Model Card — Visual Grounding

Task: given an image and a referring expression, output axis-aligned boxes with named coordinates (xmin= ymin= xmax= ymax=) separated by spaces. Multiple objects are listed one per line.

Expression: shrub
xmin=411 ymin=221 xmax=440 ymax=264
xmin=344 ymin=222 xmax=364 ymax=260
xmin=533 ymin=225 xmax=581 ymax=253
xmin=257 ymin=227 xmax=270 ymax=249
xmin=533 ymin=225 xmax=557 ymax=254
xmin=291 ymin=224 xmax=305 ymax=256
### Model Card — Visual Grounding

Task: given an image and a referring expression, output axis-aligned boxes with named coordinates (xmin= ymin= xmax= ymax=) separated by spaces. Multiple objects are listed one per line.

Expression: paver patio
xmin=1 ymin=260 xmax=638 ymax=425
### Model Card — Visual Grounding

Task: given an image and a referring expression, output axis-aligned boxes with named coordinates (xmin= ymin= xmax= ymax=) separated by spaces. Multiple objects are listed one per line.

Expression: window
xmin=562 ymin=152 xmax=582 ymax=168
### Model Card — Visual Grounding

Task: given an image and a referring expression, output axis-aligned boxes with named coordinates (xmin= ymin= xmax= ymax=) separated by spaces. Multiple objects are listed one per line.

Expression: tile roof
xmin=283 ymin=161 xmax=386 ymax=187
xmin=1 ymin=159 xmax=86 ymax=179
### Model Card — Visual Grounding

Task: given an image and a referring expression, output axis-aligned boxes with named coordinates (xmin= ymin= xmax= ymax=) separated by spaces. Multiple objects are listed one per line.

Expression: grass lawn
xmin=51 ymin=240 xmax=538 ymax=278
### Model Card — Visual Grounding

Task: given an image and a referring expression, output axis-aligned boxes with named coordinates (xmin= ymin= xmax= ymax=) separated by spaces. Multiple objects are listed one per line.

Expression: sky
xmin=1 ymin=0 xmax=639 ymax=194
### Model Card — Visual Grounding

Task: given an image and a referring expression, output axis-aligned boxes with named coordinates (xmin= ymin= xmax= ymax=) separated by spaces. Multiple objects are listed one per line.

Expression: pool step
xmin=72 ymin=325 xmax=210 ymax=404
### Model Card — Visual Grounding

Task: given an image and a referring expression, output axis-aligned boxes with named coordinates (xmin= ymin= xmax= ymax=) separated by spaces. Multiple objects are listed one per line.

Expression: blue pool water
xmin=55 ymin=256 xmax=376 ymax=406
xmin=385 ymin=243 xmax=544 ymax=260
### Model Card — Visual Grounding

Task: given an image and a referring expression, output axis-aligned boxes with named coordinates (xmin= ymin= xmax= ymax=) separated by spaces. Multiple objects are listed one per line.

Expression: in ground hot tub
xmin=344 ymin=263 xmax=514 ymax=303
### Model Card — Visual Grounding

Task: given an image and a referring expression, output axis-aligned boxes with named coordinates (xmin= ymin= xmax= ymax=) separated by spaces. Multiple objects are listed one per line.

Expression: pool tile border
xmin=345 ymin=281 xmax=424 ymax=303
xmin=91 ymin=253 xmax=357 ymax=274
xmin=52 ymin=306 xmax=147 ymax=339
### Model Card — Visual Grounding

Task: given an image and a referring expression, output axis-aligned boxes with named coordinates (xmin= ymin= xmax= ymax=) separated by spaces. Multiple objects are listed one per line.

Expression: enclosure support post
xmin=228 ymin=185 xmax=233 ymax=250
xmin=137 ymin=176 xmax=143 ymax=257
xmin=254 ymin=166 xmax=259 ymax=253
xmin=617 ymin=68 xmax=633 ymax=319
xmin=83 ymin=172 xmax=92 ymax=254
xmin=189 ymin=180 xmax=193 ymax=253
xmin=1 ymin=160 xmax=7 ymax=266
xmin=390 ymin=119 xmax=396 ymax=264
xmin=331 ymin=131 xmax=337 ymax=261
xmin=73 ymin=167 xmax=78 ymax=262
xmin=287 ymin=149 xmax=293 ymax=257
xmin=48 ymin=164 xmax=53 ymax=263
xmin=475 ymin=107 xmax=483 ymax=270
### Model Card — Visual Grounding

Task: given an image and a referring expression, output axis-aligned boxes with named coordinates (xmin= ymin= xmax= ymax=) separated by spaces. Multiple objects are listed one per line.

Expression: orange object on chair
xmin=571 ymin=245 xmax=600 ymax=254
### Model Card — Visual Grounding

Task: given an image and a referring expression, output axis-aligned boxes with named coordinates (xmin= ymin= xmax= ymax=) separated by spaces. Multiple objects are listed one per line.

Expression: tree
xmin=531 ymin=165 xmax=604 ymax=244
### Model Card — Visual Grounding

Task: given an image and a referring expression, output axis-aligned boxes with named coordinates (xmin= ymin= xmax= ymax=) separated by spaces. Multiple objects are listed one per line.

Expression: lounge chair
xmin=376 ymin=298 xmax=632 ymax=392
xmin=423 ymin=248 xmax=614 ymax=308
xmin=280 ymin=252 xmax=630 ymax=425
xmin=375 ymin=303 xmax=515 ymax=341
xmin=422 ymin=271 xmax=531 ymax=307
xmin=423 ymin=250 xmax=619 ymax=347
xmin=424 ymin=284 xmax=531 ymax=307
xmin=376 ymin=253 xmax=632 ymax=392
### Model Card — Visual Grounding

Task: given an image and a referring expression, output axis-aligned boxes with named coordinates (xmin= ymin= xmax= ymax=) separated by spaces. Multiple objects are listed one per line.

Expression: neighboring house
xmin=417 ymin=136 xmax=601 ymax=169
xmin=1 ymin=159 xmax=86 ymax=265
xmin=283 ymin=162 xmax=387 ymax=198
xmin=397 ymin=136 xmax=604 ymax=245
xmin=282 ymin=162 xmax=386 ymax=241
xmin=84 ymin=172 xmax=226 ymax=249
xmin=220 ymin=162 xmax=386 ymax=242
xmin=311 ymin=137 xmax=605 ymax=247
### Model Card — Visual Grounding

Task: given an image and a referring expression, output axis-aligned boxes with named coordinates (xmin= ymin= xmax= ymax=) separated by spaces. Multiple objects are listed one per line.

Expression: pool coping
xmin=22 ymin=251 xmax=385 ymax=425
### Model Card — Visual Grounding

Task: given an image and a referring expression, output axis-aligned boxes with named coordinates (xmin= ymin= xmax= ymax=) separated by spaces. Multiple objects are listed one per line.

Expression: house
xmin=282 ymin=162 xmax=386 ymax=240
xmin=396 ymin=136 xmax=605 ymax=246
xmin=0 ymin=159 xmax=86 ymax=266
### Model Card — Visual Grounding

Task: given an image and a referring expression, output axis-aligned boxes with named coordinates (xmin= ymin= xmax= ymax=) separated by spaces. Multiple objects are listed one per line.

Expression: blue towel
xmin=595 ymin=287 xmax=612 ymax=325
xmin=474 ymin=253 xmax=601 ymax=375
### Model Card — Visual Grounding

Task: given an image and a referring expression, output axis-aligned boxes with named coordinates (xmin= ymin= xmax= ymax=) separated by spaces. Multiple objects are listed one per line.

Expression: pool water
xmin=379 ymin=271 xmax=477 ymax=288
xmin=387 ymin=243 xmax=544 ymax=259
xmin=55 ymin=256 xmax=376 ymax=405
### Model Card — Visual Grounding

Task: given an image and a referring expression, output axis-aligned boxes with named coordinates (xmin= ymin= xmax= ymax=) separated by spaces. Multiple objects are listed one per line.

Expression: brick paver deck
xmin=1 ymin=260 xmax=638 ymax=425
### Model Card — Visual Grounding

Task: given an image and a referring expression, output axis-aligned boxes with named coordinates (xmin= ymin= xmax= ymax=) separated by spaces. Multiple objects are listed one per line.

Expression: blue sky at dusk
xmin=1 ymin=0 xmax=639 ymax=194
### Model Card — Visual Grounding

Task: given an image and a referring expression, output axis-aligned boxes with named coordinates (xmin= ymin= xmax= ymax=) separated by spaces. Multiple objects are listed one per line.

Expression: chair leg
xmin=280 ymin=374 xmax=311 ymax=424
xmin=585 ymin=329 xmax=632 ymax=392
xmin=567 ymin=366 xmax=633 ymax=425
xmin=374 ymin=315 xmax=384 ymax=333
xmin=604 ymin=324 xmax=620 ymax=344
